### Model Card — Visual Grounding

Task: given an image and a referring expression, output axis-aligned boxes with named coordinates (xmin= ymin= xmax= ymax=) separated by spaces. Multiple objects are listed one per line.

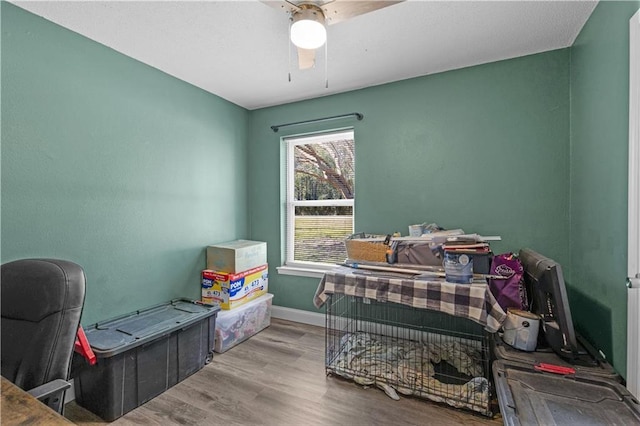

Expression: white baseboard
xmin=271 ymin=305 xmax=325 ymax=327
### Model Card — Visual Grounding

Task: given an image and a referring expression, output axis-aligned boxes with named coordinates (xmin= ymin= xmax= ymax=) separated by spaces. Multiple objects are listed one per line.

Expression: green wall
xmin=569 ymin=0 xmax=640 ymax=378
xmin=1 ymin=3 xmax=250 ymax=324
xmin=4 ymin=0 xmax=638 ymax=377
xmin=248 ymin=49 xmax=571 ymax=313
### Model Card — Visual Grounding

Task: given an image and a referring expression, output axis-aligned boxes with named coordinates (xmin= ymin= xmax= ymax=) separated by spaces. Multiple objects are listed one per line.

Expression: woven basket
xmin=345 ymin=238 xmax=389 ymax=262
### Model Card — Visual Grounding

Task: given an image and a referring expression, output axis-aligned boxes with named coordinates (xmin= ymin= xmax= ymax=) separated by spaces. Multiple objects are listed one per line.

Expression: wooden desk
xmin=1 ymin=376 xmax=72 ymax=425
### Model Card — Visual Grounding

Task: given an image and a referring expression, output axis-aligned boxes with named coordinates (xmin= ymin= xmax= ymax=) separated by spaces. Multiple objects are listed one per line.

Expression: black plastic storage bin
xmin=72 ymin=299 xmax=219 ymax=421
xmin=491 ymin=332 xmax=621 ymax=383
xmin=493 ymin=360 xmax=640 ymax=425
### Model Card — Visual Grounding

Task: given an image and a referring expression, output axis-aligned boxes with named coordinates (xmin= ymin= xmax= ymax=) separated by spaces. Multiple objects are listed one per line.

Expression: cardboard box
xmin=202 ymin=264 xmax=268 ymax=310
xmin=206 ymin=240 xmax=267 ymax=273
xmin=214 ymin=293 xmax=273 ymax=353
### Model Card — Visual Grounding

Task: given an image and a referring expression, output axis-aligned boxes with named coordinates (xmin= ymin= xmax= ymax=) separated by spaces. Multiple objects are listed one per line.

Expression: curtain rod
xmin=270 ymin=112 xmax=364 ymax=132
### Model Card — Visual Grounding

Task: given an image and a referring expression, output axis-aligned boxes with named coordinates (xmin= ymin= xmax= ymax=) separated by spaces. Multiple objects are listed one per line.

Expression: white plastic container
xmin=502 ymin=308 xmax=540 ymax=352
xmin=408 ymin=224 xmax=425 ymax=237
xmin=444 ymin=251 xmax=474 ymax=284
xmin=214 ymin=293 xmax=273 ymax=353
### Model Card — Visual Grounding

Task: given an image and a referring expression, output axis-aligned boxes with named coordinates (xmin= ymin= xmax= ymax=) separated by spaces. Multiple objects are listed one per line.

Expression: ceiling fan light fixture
xmin=290 ymin=7 xmax=326 ymax=50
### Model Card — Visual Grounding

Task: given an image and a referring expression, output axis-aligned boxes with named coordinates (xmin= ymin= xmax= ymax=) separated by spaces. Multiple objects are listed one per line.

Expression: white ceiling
xmin=12 ymin=0 xmax=597 ymax=110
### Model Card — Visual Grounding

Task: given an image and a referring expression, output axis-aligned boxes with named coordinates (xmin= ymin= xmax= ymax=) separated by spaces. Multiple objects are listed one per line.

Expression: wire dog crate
xmin=325 ymin=293 xmax=493 ymax=417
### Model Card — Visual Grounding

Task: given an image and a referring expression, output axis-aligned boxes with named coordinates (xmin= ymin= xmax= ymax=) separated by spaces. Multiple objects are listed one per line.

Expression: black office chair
xmin=1 ymin=258 xmax=86 ymax=414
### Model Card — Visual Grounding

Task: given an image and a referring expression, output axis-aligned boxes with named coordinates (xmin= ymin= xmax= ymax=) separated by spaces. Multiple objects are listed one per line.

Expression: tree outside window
xmin=285 ymin=130 xmax=354 ymax=267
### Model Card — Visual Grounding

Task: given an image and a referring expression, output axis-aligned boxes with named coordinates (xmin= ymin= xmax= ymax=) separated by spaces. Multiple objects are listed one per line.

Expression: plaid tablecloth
xmin=313 ymin=267 xmax=507 ymax=332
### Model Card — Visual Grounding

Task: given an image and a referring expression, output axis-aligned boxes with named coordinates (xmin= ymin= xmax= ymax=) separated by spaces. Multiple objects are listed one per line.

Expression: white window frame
xmin=627 ymin=9 xmax=640 ymax=399
xmin=277 ymin=129 xmax=354 ymax=278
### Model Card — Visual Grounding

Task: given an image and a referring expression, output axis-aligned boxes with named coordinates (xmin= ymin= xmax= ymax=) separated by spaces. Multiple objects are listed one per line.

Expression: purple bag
xmin=488 ymin=253 xmax=528 ymax=311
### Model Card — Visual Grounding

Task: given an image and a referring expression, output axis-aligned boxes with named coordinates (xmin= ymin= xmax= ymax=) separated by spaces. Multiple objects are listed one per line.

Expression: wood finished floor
xmin=64 ymin=318 xmax=503 ymax=425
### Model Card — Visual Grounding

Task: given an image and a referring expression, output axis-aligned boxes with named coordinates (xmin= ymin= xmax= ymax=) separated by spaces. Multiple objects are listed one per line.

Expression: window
xmin=282 ymin=130 xmax=354 ymax=273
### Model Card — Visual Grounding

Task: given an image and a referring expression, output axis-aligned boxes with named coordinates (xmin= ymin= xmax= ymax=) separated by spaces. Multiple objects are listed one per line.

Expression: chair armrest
xmin=27 ymin=379 xmax=71 ymax=412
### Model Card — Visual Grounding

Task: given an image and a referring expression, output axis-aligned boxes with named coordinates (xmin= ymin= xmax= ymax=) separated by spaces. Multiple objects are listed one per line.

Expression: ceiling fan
xmin=262 ymin=1 xmax=403 ymax=70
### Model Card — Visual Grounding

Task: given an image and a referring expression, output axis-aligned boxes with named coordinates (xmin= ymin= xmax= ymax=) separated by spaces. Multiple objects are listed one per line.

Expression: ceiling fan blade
xmin=261 ymin=1 xmax=403 ymax=24
xmin=260 ymin=0 xmax=300 ymax=15
xmin=321 ymin=1 xmax=404 ymax=25
xmin=298 ymin=47 xmax=316 ymax=70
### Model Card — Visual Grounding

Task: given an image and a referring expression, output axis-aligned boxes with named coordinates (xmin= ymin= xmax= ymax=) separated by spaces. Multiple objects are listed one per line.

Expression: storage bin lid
xmin=491 ymin=332 xmax=621 ymax=382
xmin=83 ymin=299 xmax=219 ymax=358
xmin=493 ymin=360 xmax=640 ymax=425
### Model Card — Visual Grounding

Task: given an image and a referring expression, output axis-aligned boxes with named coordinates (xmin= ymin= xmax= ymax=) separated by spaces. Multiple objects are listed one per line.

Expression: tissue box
xmin=202 ymin=264 xmax=268 ymax=310
xmin=206 ymin=240 xmax=267 ymax=273
xmin=214 ymin=293 xmax=273 ymax=353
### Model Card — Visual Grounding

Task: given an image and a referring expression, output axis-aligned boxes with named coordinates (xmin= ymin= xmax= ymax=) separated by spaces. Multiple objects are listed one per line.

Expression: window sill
xmin=276 ymin=266 xmax=328 ymax=279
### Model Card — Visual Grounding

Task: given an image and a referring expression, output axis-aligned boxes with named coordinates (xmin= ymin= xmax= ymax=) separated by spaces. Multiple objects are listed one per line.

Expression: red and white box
xmin=201 ymin=264 xmax=268 ymax=310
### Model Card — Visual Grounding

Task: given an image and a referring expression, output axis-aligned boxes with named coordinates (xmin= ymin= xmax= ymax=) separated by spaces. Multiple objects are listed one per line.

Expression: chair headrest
xmin=1 ymin=259 xmax=86 ymax=322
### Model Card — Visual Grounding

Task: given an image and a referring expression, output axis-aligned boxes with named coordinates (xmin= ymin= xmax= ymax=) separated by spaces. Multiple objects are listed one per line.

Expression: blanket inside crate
xmin=327 ymin=332 xmax=488 ymax=413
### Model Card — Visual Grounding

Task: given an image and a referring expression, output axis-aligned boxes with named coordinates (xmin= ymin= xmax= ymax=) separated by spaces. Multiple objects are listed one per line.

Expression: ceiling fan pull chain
xmin=288 ymin=18 xmax=292 ymax=82
xmin=325 ymin=36 xmax=329 ymax=89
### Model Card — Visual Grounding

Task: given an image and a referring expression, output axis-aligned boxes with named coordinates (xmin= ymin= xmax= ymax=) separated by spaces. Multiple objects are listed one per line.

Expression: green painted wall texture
xmin=1 ymin=3 xmax=250 ymax=324
xmin=248 ymin=49 xmax=571 ymax=313
xmin=2 ymin=0 xmax=638 ymax=377
xmin=569 ymin=0 xmax=640 ymax=378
